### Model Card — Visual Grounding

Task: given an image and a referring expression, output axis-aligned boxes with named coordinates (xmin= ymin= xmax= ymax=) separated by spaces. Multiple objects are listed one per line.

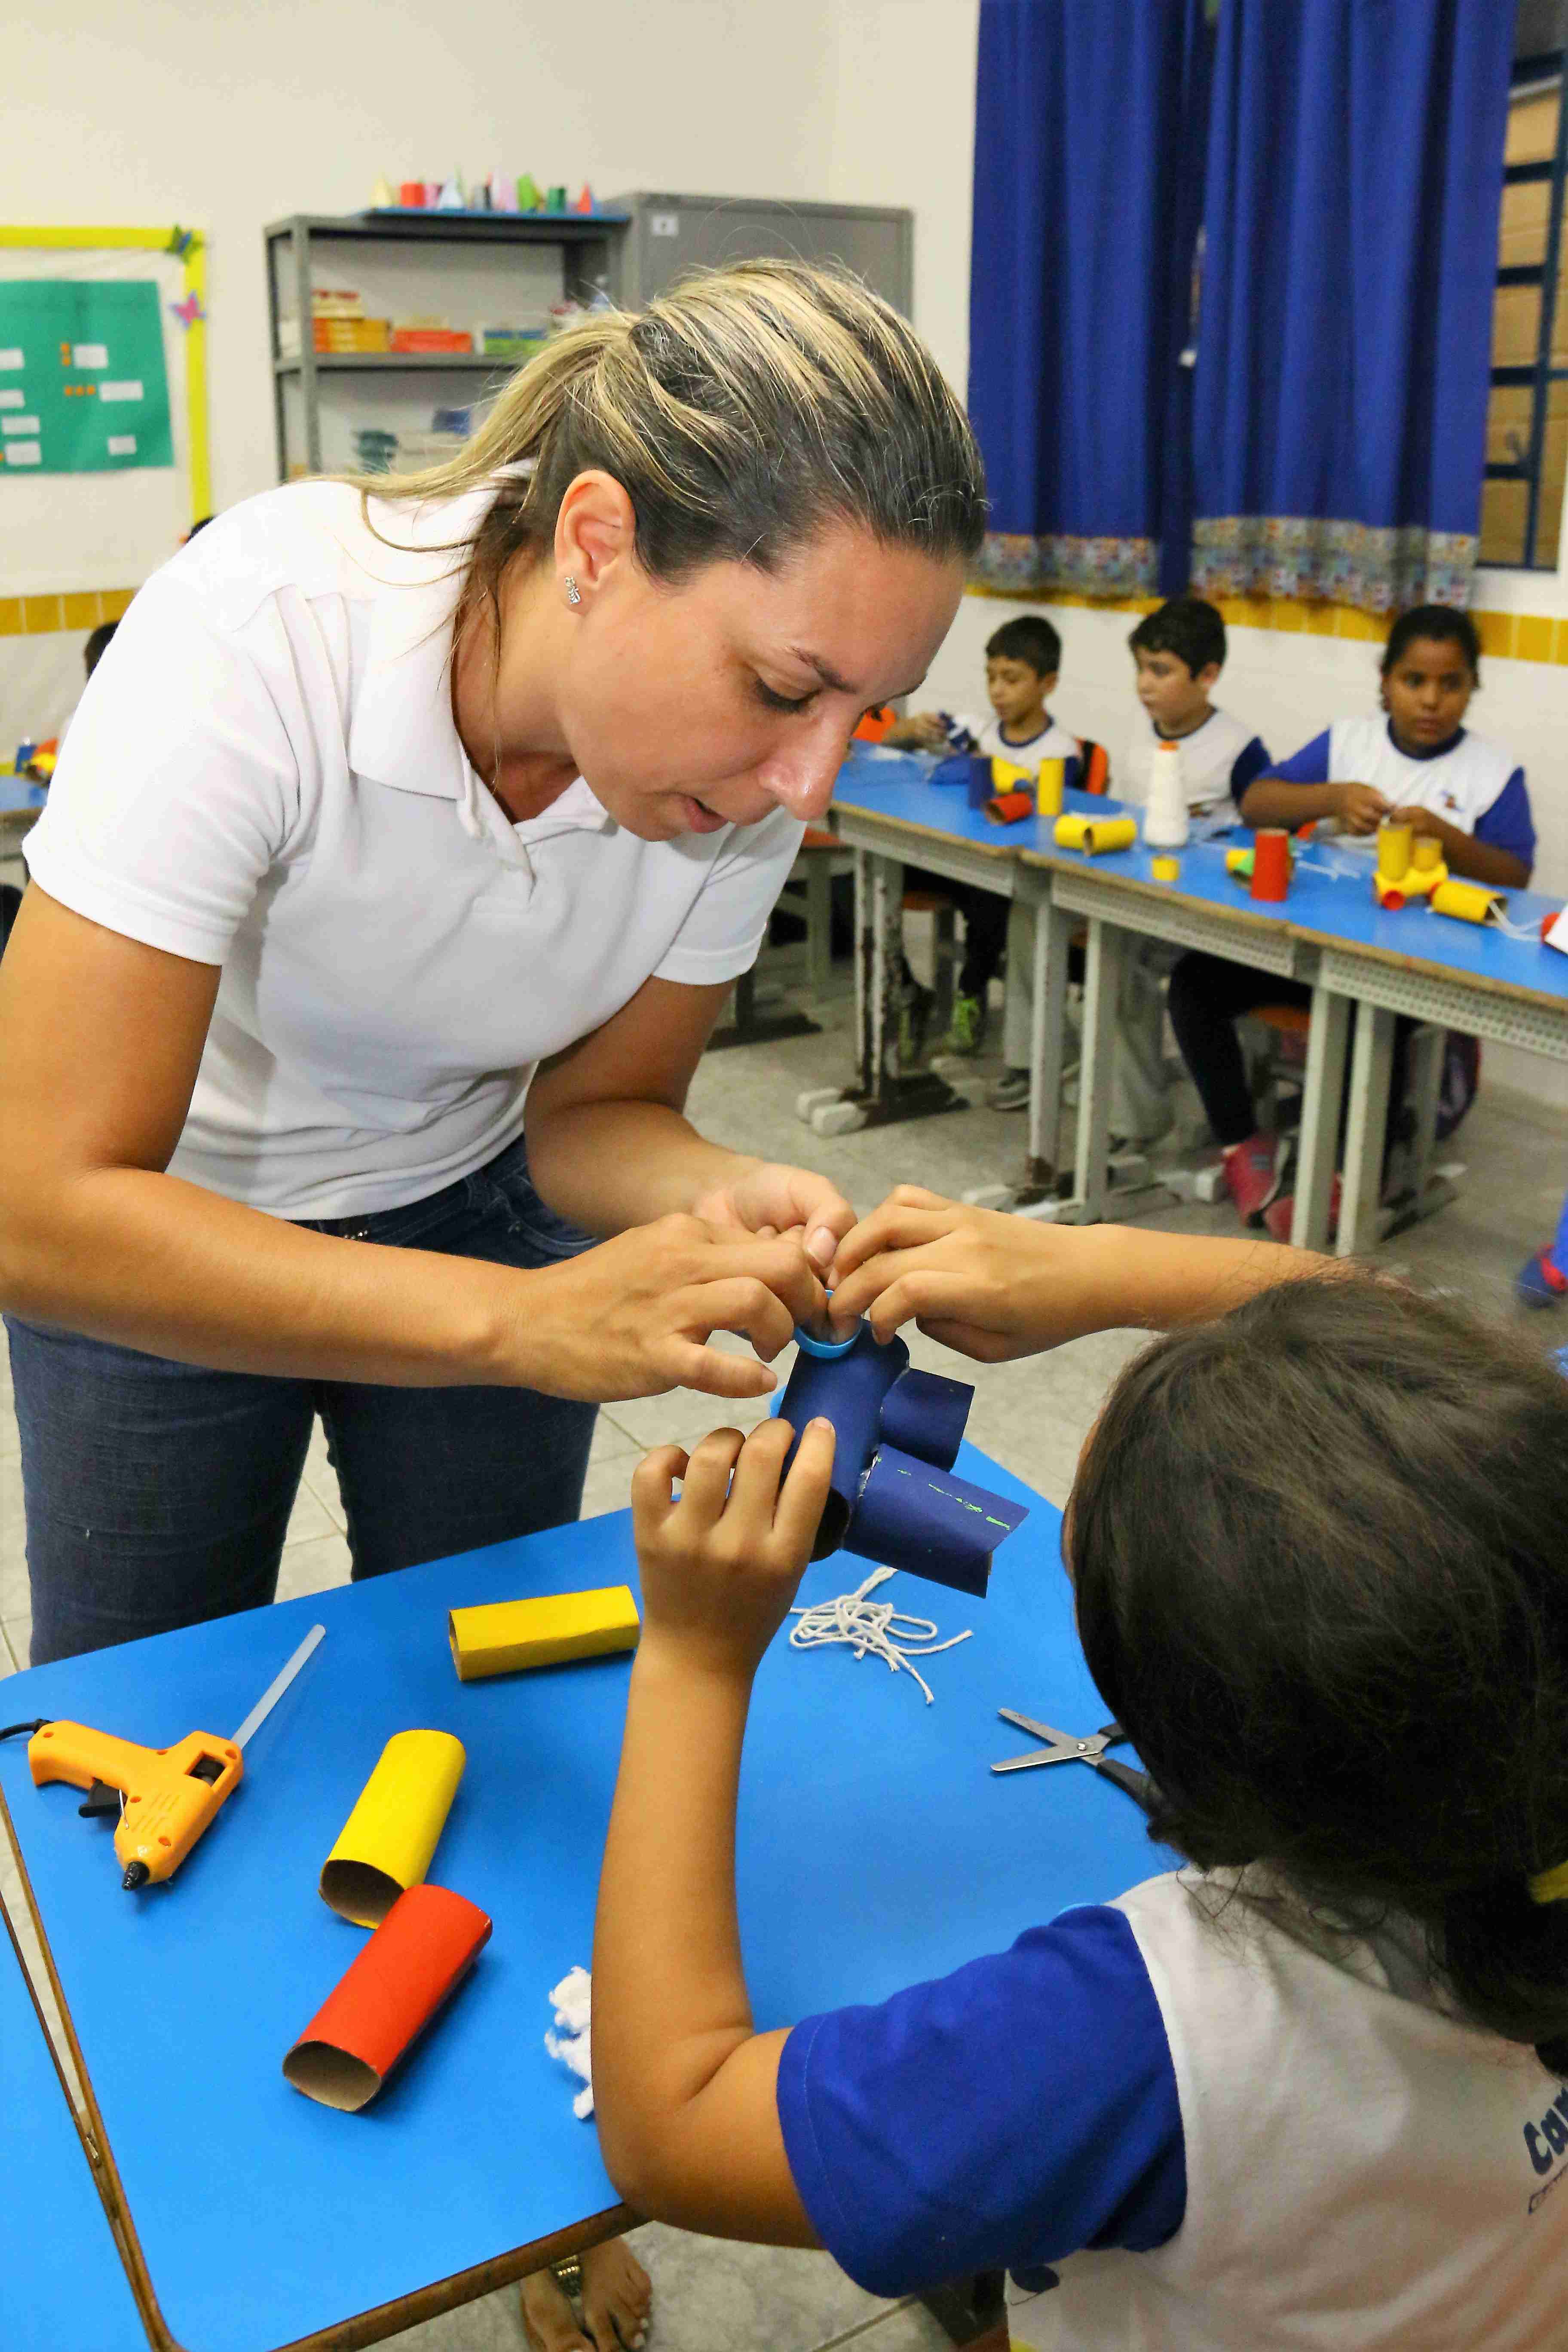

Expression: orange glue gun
xmin=15 ymin=1624 xmax=324 ymax=1891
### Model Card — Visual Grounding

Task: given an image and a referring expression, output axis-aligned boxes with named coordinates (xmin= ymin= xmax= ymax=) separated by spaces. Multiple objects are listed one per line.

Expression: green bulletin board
xmin=0 ymin=279 xmax=173 ymax=476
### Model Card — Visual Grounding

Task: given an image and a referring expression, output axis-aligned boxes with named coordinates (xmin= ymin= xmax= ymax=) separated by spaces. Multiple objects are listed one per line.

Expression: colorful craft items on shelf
xmin=374 ymin=171 xmax=597 ymax=215
xmin=1372 ymin=820 xmax=1446 ymax=910
xmin=448 ymin=1587 xmax=641 ymax=1682
xmin=777 ymin=1321 xmax=1028 ymax=1598
xmin=284 ymin=1884 xmax=492 ymax=2114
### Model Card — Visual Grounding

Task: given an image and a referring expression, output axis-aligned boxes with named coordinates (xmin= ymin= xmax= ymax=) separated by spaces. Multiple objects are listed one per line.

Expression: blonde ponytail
xmin=347 ymin=260 xmax=985 ymax=648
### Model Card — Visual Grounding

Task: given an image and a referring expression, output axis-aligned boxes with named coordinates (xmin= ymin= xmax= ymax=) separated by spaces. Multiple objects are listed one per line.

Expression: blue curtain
xmin=968 ymin=0 xmax=1211 ymax=599
xmin=1191 ymin=0 xmax=1513 ymax=612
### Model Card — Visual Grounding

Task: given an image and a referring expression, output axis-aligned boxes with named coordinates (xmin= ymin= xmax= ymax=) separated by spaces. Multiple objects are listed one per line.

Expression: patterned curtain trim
xmin=971 ymin=531 xmax=1161 ymax=600
xmin=1190 ymin=517 xmax=1478 ymax=615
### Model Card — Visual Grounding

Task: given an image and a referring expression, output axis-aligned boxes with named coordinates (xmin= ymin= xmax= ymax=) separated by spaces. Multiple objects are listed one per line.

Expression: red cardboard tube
xmin=1250 ymin=828 xmax=1292 ymax=902
xmin=283 ymin=1883 xmax=491 ymax=2112
xmin=983 ymin=789 xmax=1034 ymax=826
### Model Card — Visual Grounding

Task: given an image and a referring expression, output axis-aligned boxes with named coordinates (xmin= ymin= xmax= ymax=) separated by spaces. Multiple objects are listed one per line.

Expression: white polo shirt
xmin=24 ymin=482 xmax=802 ymax=1219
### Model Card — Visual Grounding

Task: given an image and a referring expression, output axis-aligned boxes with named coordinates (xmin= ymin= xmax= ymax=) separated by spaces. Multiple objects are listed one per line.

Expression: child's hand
xmin=631 ymin=1417 xmax=836 ymax=1681
xmin=886 ymin=710 xmax=950 ymax=751
xmin=828 ymin=1186 xmax=1112 ymax=1359
xmin=1330 ymin=780 xmax=1391 ymax=835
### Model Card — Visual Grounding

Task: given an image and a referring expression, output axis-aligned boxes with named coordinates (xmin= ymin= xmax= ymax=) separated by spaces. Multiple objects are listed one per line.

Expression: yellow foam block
xmin=448 ymin=1586 xmax=641 ymax=1682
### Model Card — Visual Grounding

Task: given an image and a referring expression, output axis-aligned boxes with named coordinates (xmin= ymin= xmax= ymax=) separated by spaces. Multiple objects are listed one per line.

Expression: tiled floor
xmin=3 ymin=974 xmax=1565 ymax=2350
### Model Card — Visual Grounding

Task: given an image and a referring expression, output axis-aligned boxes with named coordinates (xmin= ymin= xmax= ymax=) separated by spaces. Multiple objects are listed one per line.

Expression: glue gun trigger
xmin=77 ymin=1779 xmax=122 ymax=1820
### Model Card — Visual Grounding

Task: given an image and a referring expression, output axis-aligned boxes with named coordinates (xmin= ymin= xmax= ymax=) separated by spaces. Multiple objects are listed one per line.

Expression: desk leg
xmin=1338 ymin=998 xmax=1395 ymax=1259
xmin=806 ymin=851 xmax=833 ymax=1004
xmin=1025 ymin=893 xmax=1072 ymax=1190
xmin=1290 ymin=985 xmax=1350 ymax=1252
xmin=861 ymin=850 xmax=904 ymax=1102
xmin=1070 ymin=917 xmax=1124 ymax=1226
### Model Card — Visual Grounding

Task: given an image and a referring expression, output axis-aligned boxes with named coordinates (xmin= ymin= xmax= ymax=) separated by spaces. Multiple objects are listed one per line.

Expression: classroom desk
xmin=2 ymin=1895 xmax=151 ymax=2351
xmin=0 ymin=1457 xmax=1163 ymax=2352
xmin=0 ymin=775 xmax=49 ymax=815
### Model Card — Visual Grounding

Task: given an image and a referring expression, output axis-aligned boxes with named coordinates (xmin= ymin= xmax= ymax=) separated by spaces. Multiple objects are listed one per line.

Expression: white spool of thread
xmin=1143 ymin=738 xmax=1189 ymax=849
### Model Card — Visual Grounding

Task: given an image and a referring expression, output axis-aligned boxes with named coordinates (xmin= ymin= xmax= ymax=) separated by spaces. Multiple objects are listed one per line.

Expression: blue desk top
xmin=0 ymin=775 xmax=48 ymax=814
xmin=0 ymin=1452 xmax=1162 ymax=2352
xmin=2 ymin=1905 xmax=149 ymax=2350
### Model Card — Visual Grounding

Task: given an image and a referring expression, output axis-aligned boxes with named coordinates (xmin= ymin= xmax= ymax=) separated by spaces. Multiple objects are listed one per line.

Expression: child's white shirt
xmin=954 ymin=712 xmax=1086 ymax=769
xmin=1010 ymin=1869 xmax=1564 ymax=2351
xmin=1121 ymin=704 xmax=1269 ymax=831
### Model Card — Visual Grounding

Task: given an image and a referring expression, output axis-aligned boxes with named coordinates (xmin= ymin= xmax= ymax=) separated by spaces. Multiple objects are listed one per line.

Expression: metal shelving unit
xmin=263 ymin=211 xmax=628 ymax=479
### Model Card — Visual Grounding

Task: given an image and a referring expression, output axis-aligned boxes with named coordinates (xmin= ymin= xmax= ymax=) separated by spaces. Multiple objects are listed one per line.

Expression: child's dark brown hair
xmin=1070 ymin=1274 xmax=1568 ymax=2075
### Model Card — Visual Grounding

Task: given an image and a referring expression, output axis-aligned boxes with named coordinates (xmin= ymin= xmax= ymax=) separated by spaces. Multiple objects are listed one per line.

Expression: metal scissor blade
xmin=992 ymin=1747 xmax=1075 ymax=1773
xmin=996 ymin=1709 xmax=1080 ymax=1748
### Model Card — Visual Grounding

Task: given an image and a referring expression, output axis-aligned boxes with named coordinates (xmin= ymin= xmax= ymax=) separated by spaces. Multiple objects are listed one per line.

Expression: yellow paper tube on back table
xmin=319 ymin=1730 xmax=466 ymax=1927
xmin=1054 ymin=812 xmax=1136 ymax=856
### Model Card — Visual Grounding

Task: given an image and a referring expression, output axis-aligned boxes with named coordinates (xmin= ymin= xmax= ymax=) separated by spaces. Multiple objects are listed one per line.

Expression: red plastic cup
xmin=1250 ymin=829 xmax=1292 ymax=903
xmin=398 ymin=181 xmax=425 ymax=208
xmin=283 ymin=1883 xmax=491 ymax=2112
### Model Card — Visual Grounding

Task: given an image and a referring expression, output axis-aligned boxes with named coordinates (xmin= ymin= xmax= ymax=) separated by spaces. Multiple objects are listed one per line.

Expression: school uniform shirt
xmin=23 ymin=481 xmax=802 ymax=1219
xmin=1268 ymin=716 xmax=1535 ymax=870
xmin=952 ymin=712 xmax=1095 ymax=780
xmin=776 ymin=1867 xmax=1565 ymax=2349
xmin=1121 ymin=704 xmax=1270 ymax=836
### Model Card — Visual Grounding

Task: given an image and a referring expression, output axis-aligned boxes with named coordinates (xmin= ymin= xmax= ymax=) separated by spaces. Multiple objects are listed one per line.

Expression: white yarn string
xmin=789 ymin=1566 xmax=972 ymax=1705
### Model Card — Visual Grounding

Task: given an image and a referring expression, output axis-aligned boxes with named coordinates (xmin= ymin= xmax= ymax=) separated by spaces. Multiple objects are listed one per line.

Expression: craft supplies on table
xmin=448 ymin=1587 xmax=641 ymax=1681
xmin=284 ymin=1883 xmax=492 ymax=2113
xmin=1054 ymin=812 xmax=1137 ymax=856
xmin=319 ymin=1728 xmax=466 ymax=1926
xmin=789 ymin=1566 xmax=972 ymax=1704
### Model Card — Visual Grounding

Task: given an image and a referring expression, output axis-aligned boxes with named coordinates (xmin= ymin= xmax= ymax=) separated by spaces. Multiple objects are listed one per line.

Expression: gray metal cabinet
xmin=607 ymin=193 xmax=913 ymax=317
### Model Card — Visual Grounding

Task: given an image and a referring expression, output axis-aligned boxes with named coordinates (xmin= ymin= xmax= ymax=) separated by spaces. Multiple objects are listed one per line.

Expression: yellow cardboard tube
xmin=320 ymin=1730 xmax=466 ymax=1927
xmin=1431 ymin=877 xmax=1504 ymax=925
xmin=448 ymin=1586 xmax=641 ymax=1683
xmin=1035 ymin=756 xmax=1066 ymax=816
xmin=1054 ymin=812 xmax=1137 ymax=856
xmin=989 ymin=755 xmax=1035 ymax=795
xmin=1377 ymin=821 xmax=1412 ymax=880
xmin=1411 ymin=833 xmax=1443 ymax=874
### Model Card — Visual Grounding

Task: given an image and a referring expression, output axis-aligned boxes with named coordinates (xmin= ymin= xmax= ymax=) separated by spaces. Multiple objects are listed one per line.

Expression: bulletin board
xmin=0 ymin=226 xmax=209 ymax=598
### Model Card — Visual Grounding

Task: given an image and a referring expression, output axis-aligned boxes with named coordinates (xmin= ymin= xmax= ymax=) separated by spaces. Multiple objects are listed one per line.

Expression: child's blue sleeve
xmin=1473 ymin=768 xmax=1535 ymax=872
xmin=1230 ymin=737 xmax=1272 ymax=799
xmin=775 ymin=1905 xmax=1185 ymax=2297
xmin=1259 ymin=729 xmax=1331 ymax=784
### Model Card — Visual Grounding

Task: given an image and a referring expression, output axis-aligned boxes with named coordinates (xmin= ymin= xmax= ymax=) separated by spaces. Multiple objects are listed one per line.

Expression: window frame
xmin=1480 ymin=52 xmax=1568 ymax=590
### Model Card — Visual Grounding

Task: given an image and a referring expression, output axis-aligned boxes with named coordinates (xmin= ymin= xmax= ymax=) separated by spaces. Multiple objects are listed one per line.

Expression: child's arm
xmin=882 ymin=710 xmax=949 ymax=750
xmin=592 ymin=1416 xmax=836 ymax=2240
xmin=1240 ymin=774 xmax=1389 ymax=834
xmin=828 ymin=1188 xmax=1328 ymax=1359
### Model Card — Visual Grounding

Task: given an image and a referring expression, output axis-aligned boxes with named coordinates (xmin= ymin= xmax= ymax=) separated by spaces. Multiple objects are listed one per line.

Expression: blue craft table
xmin=2 ymin=1895 xmax=150 ymax=2350
xmin=0 ymin=1457 xmax=1162 ymax=2352
xmin=0 ymin=773 xmax=48 ymax=815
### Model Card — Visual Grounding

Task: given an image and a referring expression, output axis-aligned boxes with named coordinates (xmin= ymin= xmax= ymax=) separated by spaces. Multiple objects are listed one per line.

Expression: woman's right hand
xmin=514 ymin=1215 xmax=831 ymax=1401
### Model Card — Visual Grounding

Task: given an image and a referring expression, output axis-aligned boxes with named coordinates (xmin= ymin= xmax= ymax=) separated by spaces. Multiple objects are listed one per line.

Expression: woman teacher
xmin=0 ymin=260 xmax=984 ymax=1668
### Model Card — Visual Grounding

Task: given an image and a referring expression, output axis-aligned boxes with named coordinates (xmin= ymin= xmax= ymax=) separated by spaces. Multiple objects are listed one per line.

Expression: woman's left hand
xmin=691 ymin=1159 xmax=855 ymax=1277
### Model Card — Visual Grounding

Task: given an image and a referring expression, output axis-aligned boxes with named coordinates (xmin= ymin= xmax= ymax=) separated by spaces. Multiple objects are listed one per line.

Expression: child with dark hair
xmin=591 ymin=1198 xmax=1568 ymax=2350
xmin=885 ymin=614 xmax=1104 ymax=1059
xmin=1168 ymin=604 xmax=1534 ymax=1233
xmin=1124 ymin=596 xmax=1270 ymax=829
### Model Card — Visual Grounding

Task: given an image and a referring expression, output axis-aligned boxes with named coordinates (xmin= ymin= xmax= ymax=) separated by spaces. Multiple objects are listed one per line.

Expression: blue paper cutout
xmin=779 ymin=1323 xmax=1027 ymax=1597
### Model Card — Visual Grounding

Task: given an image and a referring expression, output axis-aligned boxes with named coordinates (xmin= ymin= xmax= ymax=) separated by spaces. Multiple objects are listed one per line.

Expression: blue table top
xmin=0 ymin=1451 xmax=1163 ymax=2352
xmin=2 ymin=1905 xmax=150 ymax=2350
xmin=0 ymin=775 xmax=48 ymax=814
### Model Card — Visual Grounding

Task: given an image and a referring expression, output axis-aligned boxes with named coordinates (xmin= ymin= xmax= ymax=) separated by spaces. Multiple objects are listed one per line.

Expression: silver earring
xmin=564 ymin=576 xmax=582 ymax=606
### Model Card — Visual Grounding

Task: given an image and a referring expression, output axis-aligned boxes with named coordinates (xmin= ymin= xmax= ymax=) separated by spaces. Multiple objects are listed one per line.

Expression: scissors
xmin=992 ymin=1711 xmax=1156 ymax=1814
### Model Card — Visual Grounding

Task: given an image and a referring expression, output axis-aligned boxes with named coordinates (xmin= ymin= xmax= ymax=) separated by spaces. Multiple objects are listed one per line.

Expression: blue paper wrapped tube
xmin=846 ymin=1445 xmax=1029 ymax=1597
xmin=777 ymin=1321 xmax=1027 ymax=1594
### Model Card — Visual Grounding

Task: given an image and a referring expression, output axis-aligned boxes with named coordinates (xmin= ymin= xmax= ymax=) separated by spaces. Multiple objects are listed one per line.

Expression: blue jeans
xmin=7 ymin=1136 xmax=599 ymax=1665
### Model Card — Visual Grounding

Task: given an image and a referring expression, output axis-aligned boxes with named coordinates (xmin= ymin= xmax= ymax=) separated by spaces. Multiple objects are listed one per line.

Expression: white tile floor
xmin=3 ymin=974 xmax=1565 ymax=2350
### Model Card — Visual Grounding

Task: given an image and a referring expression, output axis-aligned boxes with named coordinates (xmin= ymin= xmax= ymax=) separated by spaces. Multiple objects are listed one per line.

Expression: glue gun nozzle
xmin=121 ymin=1861 xmax=151 ymax=1891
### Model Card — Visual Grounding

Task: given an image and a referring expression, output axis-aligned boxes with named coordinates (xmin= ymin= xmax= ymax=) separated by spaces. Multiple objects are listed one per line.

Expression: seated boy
xmin=990 ymin=599 xmax=1267 ymax=1142
xmin=885 ymin=616 xmax=1097 ymax=1056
